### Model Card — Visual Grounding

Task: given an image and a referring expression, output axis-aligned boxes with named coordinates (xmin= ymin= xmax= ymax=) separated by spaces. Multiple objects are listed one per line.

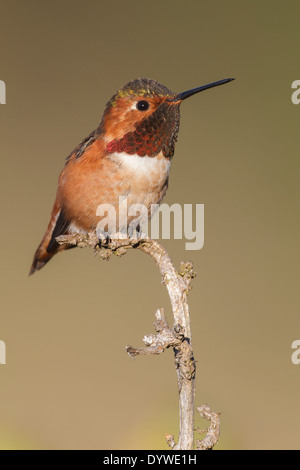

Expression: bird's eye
xmin=136 ymin=100 xmax=150 ymax=111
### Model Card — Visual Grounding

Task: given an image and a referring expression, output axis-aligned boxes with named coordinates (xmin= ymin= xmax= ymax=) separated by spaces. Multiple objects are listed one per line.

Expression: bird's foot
xmin=128 ymin=224 xmax=147 ymax=241
xmin=96 ymin=229 xmax=111 ymax=247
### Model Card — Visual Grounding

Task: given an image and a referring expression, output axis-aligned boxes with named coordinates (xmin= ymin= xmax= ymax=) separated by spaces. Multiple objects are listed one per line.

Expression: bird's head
xmin=101 ymin=77 xmax=233 ymax=158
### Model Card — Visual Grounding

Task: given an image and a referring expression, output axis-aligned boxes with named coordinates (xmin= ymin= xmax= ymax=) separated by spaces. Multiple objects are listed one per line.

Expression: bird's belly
xmin=61 ymin=152 xmax=171 ymax=233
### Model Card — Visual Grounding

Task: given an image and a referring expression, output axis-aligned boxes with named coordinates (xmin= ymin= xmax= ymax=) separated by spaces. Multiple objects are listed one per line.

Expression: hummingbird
xmin=30 ymin=77 xmax=234 ymax=275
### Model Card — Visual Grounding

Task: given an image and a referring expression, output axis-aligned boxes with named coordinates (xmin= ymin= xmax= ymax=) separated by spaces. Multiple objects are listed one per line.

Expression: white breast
xmin=111 ymin=151 xmax=171 ymax=185
xmin=107 ymin=151 xmax=171 ymax=220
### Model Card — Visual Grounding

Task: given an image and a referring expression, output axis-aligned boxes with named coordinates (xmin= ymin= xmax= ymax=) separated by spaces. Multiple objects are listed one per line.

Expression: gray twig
xmin=195 ymin=405 xmax=221 ymax=450
xmin=57 ymin=232 xmax=220 ymax=450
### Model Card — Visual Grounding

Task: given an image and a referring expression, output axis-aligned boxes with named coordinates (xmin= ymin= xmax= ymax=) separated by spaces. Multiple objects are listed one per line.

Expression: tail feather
xmin=29 ymin=249 xmax=53 ymax=275
xmin=29 ymin=203 xmax=70 ymax=275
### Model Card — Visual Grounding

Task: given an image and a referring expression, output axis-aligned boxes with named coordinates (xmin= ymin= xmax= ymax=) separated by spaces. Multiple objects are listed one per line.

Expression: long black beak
xmin=175 ymin=78 xmax=234 ymax=102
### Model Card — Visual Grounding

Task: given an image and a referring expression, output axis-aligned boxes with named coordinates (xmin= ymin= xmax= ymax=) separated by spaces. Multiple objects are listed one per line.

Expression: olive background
xmin=0 ymin=0 xmax=299 ymax=449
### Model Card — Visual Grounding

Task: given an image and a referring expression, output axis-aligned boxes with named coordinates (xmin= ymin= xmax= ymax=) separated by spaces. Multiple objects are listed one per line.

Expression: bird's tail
xmin=30 ymin=244 xmax=54 ymax=275
xmin=29 ymin=202 xmax=70 ymax=275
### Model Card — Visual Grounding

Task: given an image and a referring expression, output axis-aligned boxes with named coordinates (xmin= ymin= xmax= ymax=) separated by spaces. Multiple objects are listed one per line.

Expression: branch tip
xmin=195 ymin=405 xmax=221 ymax=450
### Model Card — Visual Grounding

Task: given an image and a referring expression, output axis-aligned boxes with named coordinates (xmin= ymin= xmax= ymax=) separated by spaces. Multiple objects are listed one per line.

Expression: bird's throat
xmin=106 ymin=101 xmax=180 ymax=158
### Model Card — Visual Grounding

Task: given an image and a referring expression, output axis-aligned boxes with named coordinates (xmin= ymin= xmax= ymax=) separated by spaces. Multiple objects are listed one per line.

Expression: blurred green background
xmin=0 ymin=0 xmax=299 ymax=450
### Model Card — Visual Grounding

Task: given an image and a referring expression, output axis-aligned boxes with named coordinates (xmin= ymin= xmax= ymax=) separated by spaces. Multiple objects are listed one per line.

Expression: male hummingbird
xmin=30 ymin=77 xmax=233 ymax=274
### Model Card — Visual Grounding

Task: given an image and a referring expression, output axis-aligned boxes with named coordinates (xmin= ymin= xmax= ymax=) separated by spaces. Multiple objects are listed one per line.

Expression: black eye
xmin=136 ymin=100 xmax=150 ymax=111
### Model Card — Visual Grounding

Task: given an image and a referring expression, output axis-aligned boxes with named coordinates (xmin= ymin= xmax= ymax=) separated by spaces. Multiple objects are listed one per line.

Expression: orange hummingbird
xmin=30 ymin=77 xmax=234 ymax=274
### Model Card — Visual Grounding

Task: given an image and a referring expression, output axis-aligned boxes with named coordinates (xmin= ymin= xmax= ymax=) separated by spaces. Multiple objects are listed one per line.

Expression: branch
xmin=57 ymin=232 xmax=220 ymax=450
xmin=195 ymin=405 xmax=221 ymax=450
xmin=126 ymin=307 xmax=183 ymax=358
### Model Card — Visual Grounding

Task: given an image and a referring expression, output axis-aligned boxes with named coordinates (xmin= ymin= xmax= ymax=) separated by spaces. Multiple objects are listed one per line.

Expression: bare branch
xmin=195 ymin=405 xmax=221 ymax=450
xmin=57 ymin=232 xmax=219 ymax=450
xmin=126 ymin=308 xmax=182 ymax=357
